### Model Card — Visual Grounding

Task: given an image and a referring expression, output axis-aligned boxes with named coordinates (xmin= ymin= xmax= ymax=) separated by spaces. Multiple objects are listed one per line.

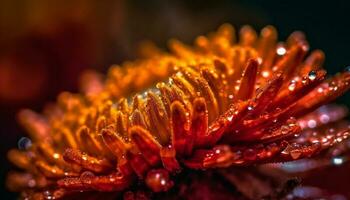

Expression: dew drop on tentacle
xmin=290 ymin=149 xmax=302 ymax=160
xmin=243 ymin=149 xmax=257 ymax=161
xmin=308 ymin=70 xmax=317 ymax=80
xmin=203 ymin=145 xmax=235 ymax=168
xmin=288 ymin=80 xmax=297 ymax=91
xmin=276 ymin=44 xmax=287 ymax=56
xmin=344 ymin=65 xmax=350 ymax=72
xmin=80 ymin=171 xmax=95 ymax=179
xmin=332 ymin=157 xmax=345 ymax=166
xmin=145 ymin=169 xmax=173 ymax=192
xmin=261 ymin=70 xmax=270 ymax=78
xmin=43 ymin=190 xmax=53 ymax=200
xmin=17 ymin=137 xmax=32 ymax=150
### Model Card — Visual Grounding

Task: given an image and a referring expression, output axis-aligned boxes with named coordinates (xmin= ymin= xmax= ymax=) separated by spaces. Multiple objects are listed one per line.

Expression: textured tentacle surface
xmin=6 ymin=24 xmax=350 ymax=199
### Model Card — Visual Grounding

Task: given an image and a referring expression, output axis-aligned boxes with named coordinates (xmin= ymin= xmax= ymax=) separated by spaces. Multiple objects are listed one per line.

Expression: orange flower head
xmin=7 ymin=24 xmax=350 ymax=199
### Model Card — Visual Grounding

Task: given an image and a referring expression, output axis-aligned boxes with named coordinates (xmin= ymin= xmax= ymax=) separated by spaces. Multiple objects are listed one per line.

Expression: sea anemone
xmin=7 ymin=24 xmax=350 ymax=199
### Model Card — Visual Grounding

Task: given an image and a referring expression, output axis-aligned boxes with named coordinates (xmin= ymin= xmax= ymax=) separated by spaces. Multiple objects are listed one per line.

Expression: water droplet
xmin=247 ymin=106 xmax=254 ymax=111
xmin=82 ymin=154 xmax=88 ymax=161
xmin=43 ymin=190 xmax=53 ymax=200
xmin=168 ymin=78 xmax=174 ymax=85
xmin=17 ymin=137 xmax=32 ymax=150
xmin=184 ymin=121 xmax=191 ymax=131
xmin=311 ymin=139 xmax=320 ymax=144
xmin=276 ymin=46 xmax=287 ymax=56
xmin=243 ymin=149 xmax=256 ymax=160
xmin=232 ymin=150 xmax=242 ymax=160
xmin=234 ymin=85 xmax=240 ymax=91
xmin=255 ymin=57 xmax=262 ymax=65
xmin=261 ymin=70 xmax=270 ymax=78
xmin=288 ymin=82 xmax=296 ymax=91
xmin=320 ymin=114 xmax=330 ymax=124
xmin=291 ymin=143 xmax=301 ymax=148
xmin=344 ymin=66 xmax=350 ymax=72
xmin=290 ymin=149 xmax=301 ymax=159
xmin=281 ymin=125 xmax=290 ymax=134
xmin=308 ymin=71 xmax=317 ymax=80
xmin=281 ymin=145 xmax=292 ymax=155
xmin=307 ymin=120 xmax=317 ymax=128
xmin=28 ymin=179 xmax=36 ymax=188
xmin=209 ymin=123 xmax=221 ymax=132
xmin=176 ymin=72 xmax=183 ymax=77
xmin=160 ymin=179 xmax=166 ymax=186
xmin=332 ymin=157 xmax=344 ymax=165
xmin=321 ymin=137 xmax=328 ymax=143
xmin=146 ymin=169 xmax=172 ymax=192
xmin=226 ymin=115 xmax=234 ymax=122
xmin=80 ymin=171 xmax=95 ymax=179
xmin=53 ymin=153 xmax=60 ymax=159
xmin=287 ymin=118 xmax=296 ymax=125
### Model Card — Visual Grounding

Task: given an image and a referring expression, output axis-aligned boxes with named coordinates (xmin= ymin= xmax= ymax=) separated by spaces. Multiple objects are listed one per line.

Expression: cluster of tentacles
xmin=7 ymin=24 xmax=350 ymax=200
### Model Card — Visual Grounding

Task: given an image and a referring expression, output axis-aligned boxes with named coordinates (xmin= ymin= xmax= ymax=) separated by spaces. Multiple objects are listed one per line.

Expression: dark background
xmin=1 ymin=0 xmax=350 ymax=199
